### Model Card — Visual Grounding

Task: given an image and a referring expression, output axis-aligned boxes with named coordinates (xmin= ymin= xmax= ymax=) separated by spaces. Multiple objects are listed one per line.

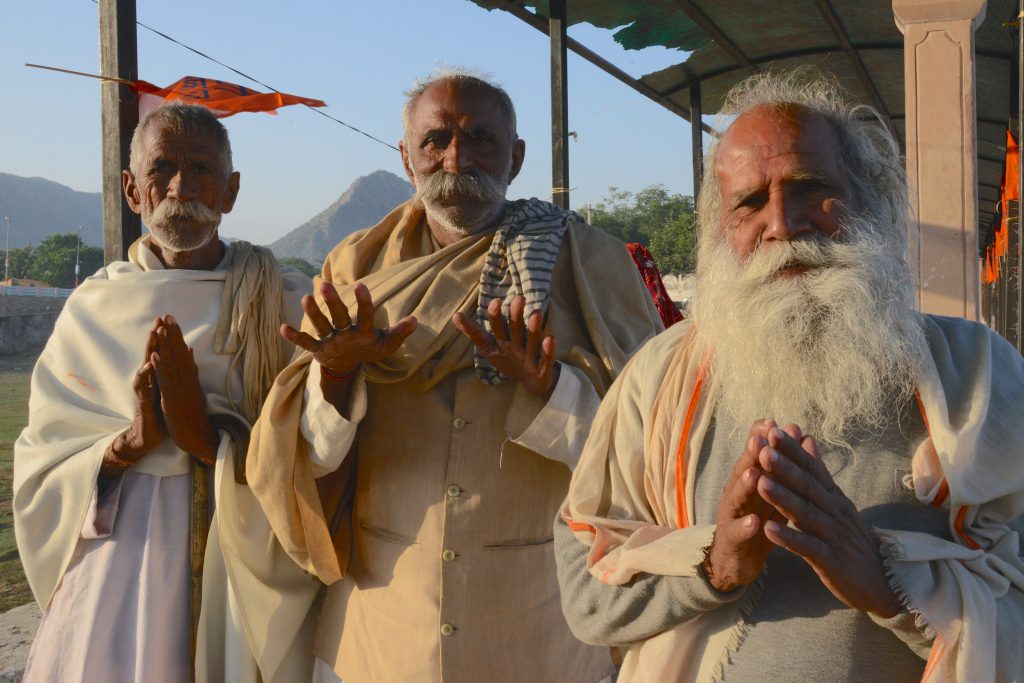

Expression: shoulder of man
xmin=923 ymin=314 xmax=1023 ymax=368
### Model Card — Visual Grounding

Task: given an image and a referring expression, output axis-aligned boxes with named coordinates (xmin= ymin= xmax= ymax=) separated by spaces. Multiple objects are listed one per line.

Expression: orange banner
xmin=132 ymin=76 xmax=325 ymax=118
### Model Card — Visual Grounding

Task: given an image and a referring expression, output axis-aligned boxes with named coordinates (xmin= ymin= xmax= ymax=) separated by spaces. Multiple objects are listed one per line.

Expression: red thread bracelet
xmin=320 ymin=364 xmax=356 ymax=382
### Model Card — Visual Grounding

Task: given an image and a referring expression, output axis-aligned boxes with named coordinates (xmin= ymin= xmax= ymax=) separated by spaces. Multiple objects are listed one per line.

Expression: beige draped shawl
xmin=564 ymin=315 xmax=1024 ymax=683
xmin=241 ymin=199 xmax=662 ymax=678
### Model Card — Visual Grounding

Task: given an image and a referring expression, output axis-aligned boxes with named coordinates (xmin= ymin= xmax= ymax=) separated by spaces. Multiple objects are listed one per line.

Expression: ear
xmin=221 ymin=171 xmax=241 ymax=214
xmin=122 ymin=170 xmax=143 ymax=215
xmin=399 ymin=140 xmax=417 ymax=186
xmin=507 ymin=138 xmax=526 ymax=184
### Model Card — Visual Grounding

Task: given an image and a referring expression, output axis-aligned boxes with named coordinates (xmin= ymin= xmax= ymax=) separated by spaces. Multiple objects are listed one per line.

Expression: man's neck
xmin=150 ymin=238 xmax=225 ymax=270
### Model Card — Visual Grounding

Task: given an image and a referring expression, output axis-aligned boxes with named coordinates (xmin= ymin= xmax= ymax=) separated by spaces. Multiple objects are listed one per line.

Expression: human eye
xmin=465 ymin=128 xmax=494 ymax=143
xmin=148 ymin=159 xmax=173 ymax=175
xmin=421 ymin=131 xmax=450 ymax=150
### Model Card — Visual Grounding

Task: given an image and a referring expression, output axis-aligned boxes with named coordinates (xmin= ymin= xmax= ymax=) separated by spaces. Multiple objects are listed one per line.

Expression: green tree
xmin=279 ymin=256 xmax=320 ymax=278
xmin=4 ymin=245 xmax=34 ymax=280
xmin=28 ymin=233 xmax=103 ymax=288
xmin=585 ymin=185 xmax=697 ymax=277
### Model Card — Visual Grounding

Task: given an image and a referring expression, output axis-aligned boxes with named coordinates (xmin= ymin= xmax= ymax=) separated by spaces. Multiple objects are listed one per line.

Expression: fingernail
xmin=773 ymin=427 xmax=785 ymax=440
xmin=761 ymin=476 xmax=775 ymax=491
xmin=765 ymin=520 xmax=781 ymax=534
xmin=769 ymin=448 xmax=779 ymax=463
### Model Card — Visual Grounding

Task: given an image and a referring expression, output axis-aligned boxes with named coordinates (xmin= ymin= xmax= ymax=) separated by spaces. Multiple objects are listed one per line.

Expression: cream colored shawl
xmin=564 ymin=315 xmax=1024 ymax=682
xmin=13 ymin=237 xmax=309 ymax=682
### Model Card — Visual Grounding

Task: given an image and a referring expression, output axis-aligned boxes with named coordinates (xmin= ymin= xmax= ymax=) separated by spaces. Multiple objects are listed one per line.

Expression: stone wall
xmin=0 ymin=297 xmax=65 ymax=356
xmin=0 ymin=313 xmax=60 ymax=356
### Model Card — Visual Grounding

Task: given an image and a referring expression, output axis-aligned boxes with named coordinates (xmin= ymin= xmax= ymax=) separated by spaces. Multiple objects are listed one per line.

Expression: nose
xmin=166 ymin=170 xmax=197 ymax=201
xmin=442 ymin=136 xmax=471 ymax=176
xmin=762 ymin=190 xmax=810 ymax=242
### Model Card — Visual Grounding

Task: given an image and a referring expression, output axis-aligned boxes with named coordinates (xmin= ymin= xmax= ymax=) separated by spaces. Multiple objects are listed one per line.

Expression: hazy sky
xmin=1 ymin=0 xmax=703 ymax=246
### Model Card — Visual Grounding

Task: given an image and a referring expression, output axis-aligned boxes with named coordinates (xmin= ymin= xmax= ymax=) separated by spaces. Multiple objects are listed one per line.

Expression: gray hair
xmin=128 ymin=103 xmax=233 ymax=177
xmin=696 ymin=68 xmax=908 ymax=256
xmin=401 ymin=67 xmax=518 ymax=146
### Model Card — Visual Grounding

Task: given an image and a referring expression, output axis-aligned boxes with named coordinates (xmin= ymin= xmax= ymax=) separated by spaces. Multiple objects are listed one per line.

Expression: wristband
xmin=320 ymin=364 xmax=356 ymax=382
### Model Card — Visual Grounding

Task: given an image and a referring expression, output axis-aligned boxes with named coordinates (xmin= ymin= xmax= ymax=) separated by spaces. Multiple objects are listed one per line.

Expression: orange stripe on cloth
xmin=674 ymin=362 xmax=708 ymax=529
xmin=920 ymin=638 xmax=946 ymax=683
xmin=955 ymin=507 xmax=983 ymax=550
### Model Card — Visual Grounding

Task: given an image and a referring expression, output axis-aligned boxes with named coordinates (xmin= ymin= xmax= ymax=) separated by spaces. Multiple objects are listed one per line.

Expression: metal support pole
xmin=549 ymin=0 xmax=570 ymax=210
xmin=75 ymin=226 xmax=82 ymax=287
xmin=690 ymin=81 xmax=704 ymax=202
xmin=99 ymin=0 xmax=140 ymax=265
xmin=3 ymin=216 xmax=9 ymax=283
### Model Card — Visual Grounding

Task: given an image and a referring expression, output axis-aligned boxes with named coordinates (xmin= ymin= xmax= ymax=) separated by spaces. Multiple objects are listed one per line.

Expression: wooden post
xmin=690 ymin=81 xmax=703 ymax=202
xmin=550 ymin=0 xmax=569 ymax=210
xmin=99 ymin=0 xmax=140 ymax=265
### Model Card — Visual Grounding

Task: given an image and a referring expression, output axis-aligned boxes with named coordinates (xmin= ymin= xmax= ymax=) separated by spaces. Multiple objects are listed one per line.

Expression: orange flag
xmin=132 ymin=76 xmax=325 ymax=118
xmin=1005 ymin=129 xmax=1020 ymax=202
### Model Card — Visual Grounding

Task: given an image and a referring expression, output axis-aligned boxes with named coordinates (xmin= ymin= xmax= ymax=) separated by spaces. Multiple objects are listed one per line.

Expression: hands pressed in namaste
xmin=452 ymin=295 xmax=560 ymax=398
xmin=708 ymin=420 xmax=900 ymax=617
xmin=755 ymin=425 xmax=900 ymax=617
xmin=151 ymin=315 xmax=219 ymax=466
xmin=103 ymin=316 xmax=217 ymax=475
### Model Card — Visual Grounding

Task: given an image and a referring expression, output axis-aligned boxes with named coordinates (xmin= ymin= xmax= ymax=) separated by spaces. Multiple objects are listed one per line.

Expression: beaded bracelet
xmin=320 ymin=364 xmax=356 ymax=383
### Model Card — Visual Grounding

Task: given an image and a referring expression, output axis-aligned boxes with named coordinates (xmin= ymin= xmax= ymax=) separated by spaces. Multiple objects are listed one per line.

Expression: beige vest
xmin=317 ymin=369 xmax=612 ymax=682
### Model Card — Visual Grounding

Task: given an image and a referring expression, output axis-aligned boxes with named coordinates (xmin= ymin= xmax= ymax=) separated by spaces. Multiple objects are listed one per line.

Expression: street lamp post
xmin=75 ymin=226 xmax=83 ymax=287
xmin=3 ymin=216 xmax=10 ymax=284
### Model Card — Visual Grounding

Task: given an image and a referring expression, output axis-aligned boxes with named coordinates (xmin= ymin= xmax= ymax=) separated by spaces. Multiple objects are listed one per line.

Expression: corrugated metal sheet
xmin=469 ymin=0 xmax=1019 ymax=242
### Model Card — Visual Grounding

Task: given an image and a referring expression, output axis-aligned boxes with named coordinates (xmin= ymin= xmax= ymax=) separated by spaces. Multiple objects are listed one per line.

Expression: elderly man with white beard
xmin=14 ymin=103 xmax=309 ymax=682
xmin=241 ymin=69 xmax=663 ymax=683
xmin=555 ymin=71 xmax=1024 ymax=683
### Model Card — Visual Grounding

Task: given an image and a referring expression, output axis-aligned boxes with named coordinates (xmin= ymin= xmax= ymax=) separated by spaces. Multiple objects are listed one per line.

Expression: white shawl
xmin=13 ymin=237 xmax=310 ymax=681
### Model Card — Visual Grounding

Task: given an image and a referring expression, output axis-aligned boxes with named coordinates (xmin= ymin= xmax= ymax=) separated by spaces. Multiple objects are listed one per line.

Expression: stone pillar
xmin=894 ymin=0 xmax=986 ymax=319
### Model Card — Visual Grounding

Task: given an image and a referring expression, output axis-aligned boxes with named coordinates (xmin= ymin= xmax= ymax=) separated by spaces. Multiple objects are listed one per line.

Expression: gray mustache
xmin=416 ymin=169 xmax=505 ymax=205
xmin=150 ymin=198 xmax=221 ymax=225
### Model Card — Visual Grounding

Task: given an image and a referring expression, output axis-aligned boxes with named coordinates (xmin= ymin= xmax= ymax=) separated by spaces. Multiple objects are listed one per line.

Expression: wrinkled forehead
xmin=409 ymin=80 xmax=512 ymax=134
xmin=716 ymin=104 xmax=843 ymax=179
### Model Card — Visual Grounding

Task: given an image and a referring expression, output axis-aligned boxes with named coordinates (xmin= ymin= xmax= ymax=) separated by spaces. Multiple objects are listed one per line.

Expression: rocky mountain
xmin=0 ymin=173 xmax=103 ymax=248
xmin=269 ymin=170 xmax=414 ymax=265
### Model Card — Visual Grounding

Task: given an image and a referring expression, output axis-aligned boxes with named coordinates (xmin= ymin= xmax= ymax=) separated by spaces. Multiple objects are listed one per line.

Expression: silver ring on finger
xmin=318 ymin=328 xmax=339 ymax=343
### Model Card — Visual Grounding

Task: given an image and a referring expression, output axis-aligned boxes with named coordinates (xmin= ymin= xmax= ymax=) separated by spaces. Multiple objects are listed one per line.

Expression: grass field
xmin=0 ymin=369 xmax=34 ymax=612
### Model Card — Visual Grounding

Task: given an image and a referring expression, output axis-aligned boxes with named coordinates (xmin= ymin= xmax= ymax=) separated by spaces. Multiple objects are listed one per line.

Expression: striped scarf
xmin=475 ymin=198 xmax=578 ymax=384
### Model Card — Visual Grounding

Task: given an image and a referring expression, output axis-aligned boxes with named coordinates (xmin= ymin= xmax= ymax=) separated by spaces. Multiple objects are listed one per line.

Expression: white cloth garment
xmin=14 ymin=237 xmax=308 ymax=682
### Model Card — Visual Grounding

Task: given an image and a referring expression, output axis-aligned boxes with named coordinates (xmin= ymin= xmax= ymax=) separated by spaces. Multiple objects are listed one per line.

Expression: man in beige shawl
xmin=557 ymin=70 xmax=1024 ymax=682
xmin=242 ymin=69 xmax=663 ymax=683
xmin=14 ymin=103 xmax=308 ymax=682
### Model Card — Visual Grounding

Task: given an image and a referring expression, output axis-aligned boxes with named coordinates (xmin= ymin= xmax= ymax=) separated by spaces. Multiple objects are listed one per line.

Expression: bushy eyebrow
xmin=728 ymin=170 xmax=843 ymax=209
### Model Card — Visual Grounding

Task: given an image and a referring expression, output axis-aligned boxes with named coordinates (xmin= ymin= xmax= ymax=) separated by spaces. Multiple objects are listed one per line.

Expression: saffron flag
xmin=131 ymin=76 xmax=326 ymax=118
xmin=997 ymin=129 xmax=1020 ymax=260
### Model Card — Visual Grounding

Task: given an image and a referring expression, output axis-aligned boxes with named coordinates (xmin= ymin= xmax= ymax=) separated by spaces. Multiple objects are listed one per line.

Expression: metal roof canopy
xmin=471 ymin=0 xmax=1019 ymax=246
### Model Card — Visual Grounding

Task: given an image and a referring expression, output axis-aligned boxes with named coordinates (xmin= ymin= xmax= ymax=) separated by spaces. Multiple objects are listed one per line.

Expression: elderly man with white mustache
xmin=556 ymin=71 xmax=1024 ymax=682
xmin=14 ymin=103 xmax=309 ymax=682
xmin=240 ymin=69 xmax=663 ymax=683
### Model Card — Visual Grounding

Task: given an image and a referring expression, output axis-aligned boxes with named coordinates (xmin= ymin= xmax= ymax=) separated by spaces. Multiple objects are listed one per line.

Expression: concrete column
xmin=894 ymin=0 xmax=986 ymax=319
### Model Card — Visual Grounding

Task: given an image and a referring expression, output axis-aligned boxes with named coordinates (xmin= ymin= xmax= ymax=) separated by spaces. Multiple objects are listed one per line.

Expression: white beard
xmin=692 ymin=216 xmax=926 ymax=444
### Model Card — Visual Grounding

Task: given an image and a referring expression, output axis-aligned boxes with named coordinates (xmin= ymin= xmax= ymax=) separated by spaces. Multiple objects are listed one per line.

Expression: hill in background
xmin=0 ymin=173 xmax=102 ymax=248
xmin=269 ymin=170 xmax=414 ymax=264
